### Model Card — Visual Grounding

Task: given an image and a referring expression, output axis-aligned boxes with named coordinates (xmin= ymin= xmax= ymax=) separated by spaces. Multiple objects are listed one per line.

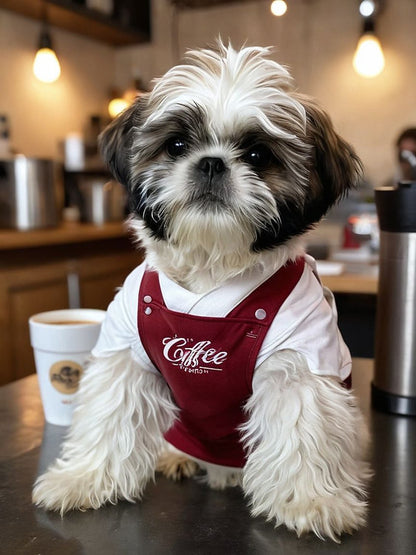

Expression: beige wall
xmin=1 ymin=1 xmax=415 ymax=188
xmin=116 ymin=0 xmax=416 ymax=189
xmin=0 ymin=9 xmax=114 ymax=159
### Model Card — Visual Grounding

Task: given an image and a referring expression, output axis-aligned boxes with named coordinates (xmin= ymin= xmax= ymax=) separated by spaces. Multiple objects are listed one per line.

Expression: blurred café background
xmin=0 ymin=0 xmax=415 ymax=384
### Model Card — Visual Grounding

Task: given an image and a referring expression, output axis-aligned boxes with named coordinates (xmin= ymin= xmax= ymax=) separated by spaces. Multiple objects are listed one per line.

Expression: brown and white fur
xmin=32 ymin=43 xmax=371 ymax=542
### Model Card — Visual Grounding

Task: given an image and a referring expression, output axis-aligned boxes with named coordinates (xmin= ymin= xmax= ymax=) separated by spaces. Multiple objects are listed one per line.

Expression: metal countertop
xmin=1 ymin=359 xmax=415 ymax=554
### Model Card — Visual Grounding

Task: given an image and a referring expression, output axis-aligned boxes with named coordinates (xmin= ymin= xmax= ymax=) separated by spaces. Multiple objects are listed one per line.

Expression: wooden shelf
xmin=0 ymin=0 xmax=150 ymax=46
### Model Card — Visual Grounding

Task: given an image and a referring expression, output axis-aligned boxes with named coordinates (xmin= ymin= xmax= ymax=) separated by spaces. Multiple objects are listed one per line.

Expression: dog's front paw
xmin=251 ymin=489 xmax=367 ymax=542
xmin=32 ymin=465 xmax=115 ymax=514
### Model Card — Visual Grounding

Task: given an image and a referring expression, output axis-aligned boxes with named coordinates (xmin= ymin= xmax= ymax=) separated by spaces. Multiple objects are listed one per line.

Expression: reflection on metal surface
xmin=374 ymin=232 xmax=416 ymax=403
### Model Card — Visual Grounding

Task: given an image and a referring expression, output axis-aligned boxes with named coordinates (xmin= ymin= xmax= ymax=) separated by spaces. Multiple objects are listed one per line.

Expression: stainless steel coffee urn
xmin=373 ymin=182 xmax=416 ymax=415
xmin=0 ymin=156 xmax=61 ymax=230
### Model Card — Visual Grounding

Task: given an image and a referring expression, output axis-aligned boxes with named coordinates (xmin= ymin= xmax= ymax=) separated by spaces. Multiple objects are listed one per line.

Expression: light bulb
xmin=359 ymin=1 xmax=376 ymax=17
xmin=33 ymin=47 xmax=61 ymax=83
xmin=108 ymin=98 xmax=129 ymax=119
xmin=353 ymin=33 xmax=385 ymax=78
xmin=270 ymin=1 xmax=287 ymax=17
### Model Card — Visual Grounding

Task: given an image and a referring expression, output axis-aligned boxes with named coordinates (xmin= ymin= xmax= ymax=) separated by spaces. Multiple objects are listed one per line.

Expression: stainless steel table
xmin=1 ymin=360 xmax=415 ymax=554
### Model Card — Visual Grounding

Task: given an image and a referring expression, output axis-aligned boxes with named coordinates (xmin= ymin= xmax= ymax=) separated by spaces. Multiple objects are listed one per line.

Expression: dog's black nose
xmin=197 ymin=157 xmax=226 ymax=178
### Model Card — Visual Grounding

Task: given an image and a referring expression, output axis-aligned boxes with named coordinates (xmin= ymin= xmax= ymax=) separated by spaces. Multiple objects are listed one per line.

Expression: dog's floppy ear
xmin=99 ymin=99 xmax=143 ymax=188
xmin=301 ymin=97 xmax=363 ymax=208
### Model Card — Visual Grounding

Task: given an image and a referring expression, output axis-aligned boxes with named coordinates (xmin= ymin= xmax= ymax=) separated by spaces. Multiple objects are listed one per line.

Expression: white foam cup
xmin=29 ymin=309 xmax=105 ymax=426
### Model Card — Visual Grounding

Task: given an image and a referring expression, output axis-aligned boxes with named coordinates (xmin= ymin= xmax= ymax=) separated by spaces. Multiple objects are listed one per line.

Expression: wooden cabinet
xmin=0 ymin=262 xmax=70 ymax=384
xmin=76 ymin=252 xmax=137 ymax=309
xmin=0 ymin=251 xmax=139 ymax=385
xmin=0 ymin=224 xmax=142 ymax=384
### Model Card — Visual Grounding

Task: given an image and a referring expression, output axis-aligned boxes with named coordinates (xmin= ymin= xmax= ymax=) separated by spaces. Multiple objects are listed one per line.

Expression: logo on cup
xmin=49 ymin=360 xmax=83 ymax=395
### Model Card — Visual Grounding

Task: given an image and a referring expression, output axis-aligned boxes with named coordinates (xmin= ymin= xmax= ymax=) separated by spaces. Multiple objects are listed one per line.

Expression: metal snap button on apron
xmin=255 ymin=308 xmax=267 ymax=320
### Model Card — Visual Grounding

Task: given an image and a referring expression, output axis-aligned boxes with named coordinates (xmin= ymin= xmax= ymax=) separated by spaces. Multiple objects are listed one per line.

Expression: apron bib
xmin=138 ymin=259 xmax=305 ymax=467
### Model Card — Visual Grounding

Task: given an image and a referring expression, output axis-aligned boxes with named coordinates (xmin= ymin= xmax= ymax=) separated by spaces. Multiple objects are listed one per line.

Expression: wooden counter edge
xmin=321 ymin=273 xmax=378 ymax=294
xmin=0 ymin=226 xmax=378 ymax=296
xmin=0 ymin=221 xmax=132 ymax=250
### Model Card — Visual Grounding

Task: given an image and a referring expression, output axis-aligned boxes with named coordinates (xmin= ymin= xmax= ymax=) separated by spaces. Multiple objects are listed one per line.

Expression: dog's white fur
xmin=33 ymin=43 xmax=371 ymax=542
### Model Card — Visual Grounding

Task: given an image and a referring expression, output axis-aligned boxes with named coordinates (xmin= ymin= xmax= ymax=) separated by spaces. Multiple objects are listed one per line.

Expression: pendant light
xmin=108 ymin=96 xmax=130 ymax=119
xmin=359 ymin=1 xmax=376 ymax=17
xmin=353 ymin=1 xmax=385 ymax=79
xmin=33 ymin=9 xmax=61 ymax=84
xmin=353 ymin=17 xmax=385 ymax=78
xmin=270 ymin=1 xmax=288 ymax=17
xmin=108 ymin=79 xmax=147 ymax=119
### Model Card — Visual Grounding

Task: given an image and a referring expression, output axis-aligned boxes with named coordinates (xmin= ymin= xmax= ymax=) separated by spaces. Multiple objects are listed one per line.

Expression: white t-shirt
xmin=92 ymin=256 xmax=351 ymax=381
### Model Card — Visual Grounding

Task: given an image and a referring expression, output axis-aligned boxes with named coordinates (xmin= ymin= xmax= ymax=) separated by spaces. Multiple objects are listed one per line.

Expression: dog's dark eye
xmin=243 ymin=144 xmax=273 ymax=169
xmin=165 ymin=137 xmax=188 ymax=158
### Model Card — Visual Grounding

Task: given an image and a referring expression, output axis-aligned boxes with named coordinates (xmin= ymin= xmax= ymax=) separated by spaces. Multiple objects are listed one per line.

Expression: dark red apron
xmin=138 ymin=259 xmax=305 ymax=467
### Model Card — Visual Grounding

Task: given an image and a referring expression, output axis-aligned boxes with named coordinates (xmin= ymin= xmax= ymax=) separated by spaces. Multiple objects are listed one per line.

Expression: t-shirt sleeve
xmin=91 ymin=262 xmax=158 ymax=373
xmin=256 ymin=261 xmax=352 ymax=381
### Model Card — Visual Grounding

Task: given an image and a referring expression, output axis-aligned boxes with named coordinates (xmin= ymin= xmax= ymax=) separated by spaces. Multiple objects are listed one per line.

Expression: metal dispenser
xmin=373 ymin=182 xmax=416 ymax=415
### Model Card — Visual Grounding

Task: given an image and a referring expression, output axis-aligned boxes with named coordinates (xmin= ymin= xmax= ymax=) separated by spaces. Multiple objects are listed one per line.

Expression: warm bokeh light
xmin=33 ymin=47 xmax=61 ymax=83
xmin=359 ymin=1 xmax=376 ymax=17
xmin=270 ymin=1 xmax=288 ymax=17
xmin=353 ymin=33 xmax=385 ymax=78
xmin=108 ymin=97 xmax=130 ymax=118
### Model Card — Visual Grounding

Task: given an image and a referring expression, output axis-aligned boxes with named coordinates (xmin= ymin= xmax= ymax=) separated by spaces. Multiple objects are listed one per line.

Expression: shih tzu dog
xmin=33 ymin=42 xmax=371 ymax=541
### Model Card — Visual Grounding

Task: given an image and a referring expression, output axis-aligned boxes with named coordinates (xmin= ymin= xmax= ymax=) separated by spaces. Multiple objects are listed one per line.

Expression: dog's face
xmin=100 ymin=43 xmax=362 ymax=256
